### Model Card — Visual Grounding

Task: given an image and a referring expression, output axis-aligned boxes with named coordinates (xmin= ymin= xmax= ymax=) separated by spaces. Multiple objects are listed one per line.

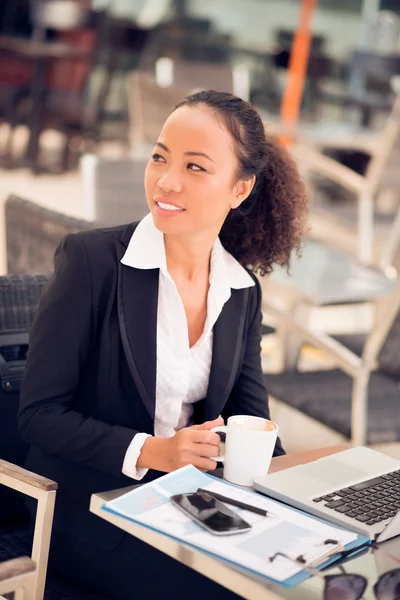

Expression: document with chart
xmin=104 ymin=465 xmax=368 ymax=586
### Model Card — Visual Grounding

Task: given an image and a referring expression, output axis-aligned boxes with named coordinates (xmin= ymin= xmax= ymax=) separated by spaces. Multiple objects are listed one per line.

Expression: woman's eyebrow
xmin=155 ymin=142 xmax=170 ymax=153
xmin=155 ymin=142 xmax=215 ymax=163
xmin=185 ymin=151 xmax=215 ymax=163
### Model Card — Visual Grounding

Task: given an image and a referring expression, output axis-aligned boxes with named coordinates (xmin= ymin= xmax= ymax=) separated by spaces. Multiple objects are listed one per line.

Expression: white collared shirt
xmin=120 ymin=213 xmax=254 ymax=480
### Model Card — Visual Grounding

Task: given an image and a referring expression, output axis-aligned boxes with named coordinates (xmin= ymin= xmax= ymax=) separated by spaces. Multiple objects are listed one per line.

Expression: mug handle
xmin=210 ymin=425 xmax=227 ymax=462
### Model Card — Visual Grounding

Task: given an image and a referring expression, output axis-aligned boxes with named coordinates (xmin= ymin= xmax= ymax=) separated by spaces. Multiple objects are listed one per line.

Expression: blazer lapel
xmin=116 ymin=227 xmax=158 ymax=421
xmin=204 ymin=288 xmax=250 ymax=421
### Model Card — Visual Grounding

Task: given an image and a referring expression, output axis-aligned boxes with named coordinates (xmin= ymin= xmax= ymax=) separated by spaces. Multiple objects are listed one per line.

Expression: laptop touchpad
xmin=303 ymin=459 xmax=368 ymax=487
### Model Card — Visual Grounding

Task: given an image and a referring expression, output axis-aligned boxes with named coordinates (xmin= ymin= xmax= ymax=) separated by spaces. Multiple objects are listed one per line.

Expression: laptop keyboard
xmin=312 ymin=469 xmax=400 ymax=526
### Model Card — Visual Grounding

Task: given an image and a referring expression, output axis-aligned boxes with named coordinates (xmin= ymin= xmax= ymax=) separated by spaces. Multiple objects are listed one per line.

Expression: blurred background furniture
xmin=271 ymin=28 xmax=334 ymax=119
xmin=263 ymin=49 xmax=400 ymax=148
xmin=4 ymin=195 xmax=94 ymax=273
xmin=128 ymin=70 xmax=189 ymax=158
xmin=293 ymin=86 xmax=400 ymax=265
xmin=0 ymin=43 xmax=33 ymax=136
xmin=155 ymin=57 xmax=233 ymax=92
xmin=154 ymin=56 xmax=250 ymax=100
xmin=1 ymin=5 xmax=112 ymax=173
xmin=263 ymin=277 xmax=400 ymax=447
xmin=261 ymin=237 xmax=398 ymax=371
xmin=138 ymin=9 xmax=234 ymax=73
xmin=319 ymin=50 xmax=400 ymax=127
xmin=80 ymin=154 xmax=148 ymax=225
xmin=4 ymin=185 xmax=149 ymax=275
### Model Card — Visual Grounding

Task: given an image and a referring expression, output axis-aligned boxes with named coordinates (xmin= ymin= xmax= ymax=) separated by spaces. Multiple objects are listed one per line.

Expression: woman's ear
xmin=231 ymin=175 xmax=256 ymax=209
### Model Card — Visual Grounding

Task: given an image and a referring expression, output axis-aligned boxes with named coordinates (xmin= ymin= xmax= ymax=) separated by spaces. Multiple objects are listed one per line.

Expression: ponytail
xmin=175 ymin=91 xmax=307 ymax=275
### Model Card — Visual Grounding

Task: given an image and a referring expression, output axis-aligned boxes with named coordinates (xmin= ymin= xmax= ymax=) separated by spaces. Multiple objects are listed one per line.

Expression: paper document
xmin=104 ymin=465 xmax=359 ymax=584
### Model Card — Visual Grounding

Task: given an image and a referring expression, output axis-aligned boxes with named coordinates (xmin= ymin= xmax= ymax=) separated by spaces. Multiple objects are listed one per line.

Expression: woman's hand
xmin=137 ymin=417 xmax=224 ymax=473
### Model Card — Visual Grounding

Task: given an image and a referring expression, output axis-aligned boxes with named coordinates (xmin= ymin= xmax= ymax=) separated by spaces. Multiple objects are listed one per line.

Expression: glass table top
xmin=270 ymin=240 xmax=397 ymax=305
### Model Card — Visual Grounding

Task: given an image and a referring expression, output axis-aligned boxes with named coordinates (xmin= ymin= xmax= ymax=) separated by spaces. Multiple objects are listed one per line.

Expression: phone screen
xmin=171 ymin=492 xmax=252 ymax=535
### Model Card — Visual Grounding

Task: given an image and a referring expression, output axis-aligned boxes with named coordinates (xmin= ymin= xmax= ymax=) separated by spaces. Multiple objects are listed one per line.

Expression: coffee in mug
xmin=231 ymin=419 xmax=276 ymax=432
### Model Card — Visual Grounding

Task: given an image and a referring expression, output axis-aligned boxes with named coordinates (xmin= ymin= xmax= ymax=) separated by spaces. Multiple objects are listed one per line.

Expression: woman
xmin=19 ymin=91 xmax=307 ymax=599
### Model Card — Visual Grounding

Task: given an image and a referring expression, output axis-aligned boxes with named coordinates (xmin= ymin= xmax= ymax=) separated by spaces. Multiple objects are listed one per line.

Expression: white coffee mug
xmin=211 ymin=415 xmax=278 ymax=487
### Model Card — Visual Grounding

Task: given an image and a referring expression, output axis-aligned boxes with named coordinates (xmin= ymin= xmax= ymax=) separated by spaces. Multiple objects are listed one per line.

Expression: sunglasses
xmin=269 ymin=540 xmax=400 ymax=600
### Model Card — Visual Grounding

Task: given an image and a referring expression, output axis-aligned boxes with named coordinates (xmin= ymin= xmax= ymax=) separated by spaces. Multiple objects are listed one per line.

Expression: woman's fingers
xmin=189 ymin=429 xmax=221 ymax=447
xmin=191 ymin=417 xmax=224 ymax=431
xmin=166 ymin=425 xmax=222 ymax=471
xmin=193 ymin=457 xmax=218 ymax=472
xmin=193 ymin=442 xmax=221 ymax=458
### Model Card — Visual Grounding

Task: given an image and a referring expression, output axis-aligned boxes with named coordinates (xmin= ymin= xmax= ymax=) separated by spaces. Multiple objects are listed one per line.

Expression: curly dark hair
xmin=174 ymin=91 xmax=308 ymax=276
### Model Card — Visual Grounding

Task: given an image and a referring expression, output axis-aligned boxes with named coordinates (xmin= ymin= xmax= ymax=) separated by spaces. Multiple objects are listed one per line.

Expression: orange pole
xmin=279 ymin=0 xmax=318 ymax=145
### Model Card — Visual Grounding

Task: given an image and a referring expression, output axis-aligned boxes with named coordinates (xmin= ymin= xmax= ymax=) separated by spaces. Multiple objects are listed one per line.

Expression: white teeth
xmin=157 ymin=202 xmax=183 ymax=211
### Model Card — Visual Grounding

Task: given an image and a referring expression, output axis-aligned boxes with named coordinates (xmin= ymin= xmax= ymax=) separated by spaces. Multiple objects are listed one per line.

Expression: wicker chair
xmin=4 ymin=195 xmax=95 ymax=274
xmin=0 ymin=273 xmax=109 ymax=600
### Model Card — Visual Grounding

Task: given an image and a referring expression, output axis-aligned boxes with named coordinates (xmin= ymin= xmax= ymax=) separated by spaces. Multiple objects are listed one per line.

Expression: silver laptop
xmin=254 ymin=447 xmax=400 ymax=539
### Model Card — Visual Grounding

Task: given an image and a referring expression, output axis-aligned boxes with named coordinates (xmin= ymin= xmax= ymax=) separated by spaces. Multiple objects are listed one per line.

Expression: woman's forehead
xmin=159 ymin=105 xmax=234 ymax=155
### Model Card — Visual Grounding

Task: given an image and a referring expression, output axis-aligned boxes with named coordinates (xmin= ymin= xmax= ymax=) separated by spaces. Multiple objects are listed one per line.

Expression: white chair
xmin=293 ymin=90 xmax=400 ymax=265
xmin=0 ymin=460 xmax=57 ymax=600
xmin=0 ymin=556 xmax=36 ymax=600
xmin=263 ymin=276 xmax=400 ymax=447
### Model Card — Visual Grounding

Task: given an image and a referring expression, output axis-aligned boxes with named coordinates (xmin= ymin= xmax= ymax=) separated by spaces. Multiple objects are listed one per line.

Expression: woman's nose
xmin=157 ymin=170 xmax=183 ymax=193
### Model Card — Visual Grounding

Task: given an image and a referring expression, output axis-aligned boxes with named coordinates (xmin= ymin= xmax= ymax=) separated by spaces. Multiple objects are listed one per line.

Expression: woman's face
xmin=144 ymin=105 xmax=253 ymax=239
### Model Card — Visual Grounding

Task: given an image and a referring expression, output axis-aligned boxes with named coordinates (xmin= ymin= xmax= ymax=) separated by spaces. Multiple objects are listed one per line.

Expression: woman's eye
xmin=188 ymin=163 xmax=205 ymax=172
xmin=152 ymin=153 xmax=166 ymax=163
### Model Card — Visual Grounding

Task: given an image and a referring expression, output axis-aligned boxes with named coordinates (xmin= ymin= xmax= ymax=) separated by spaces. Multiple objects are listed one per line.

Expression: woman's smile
xmin=154 ymin=197 xmax=186 ymax=217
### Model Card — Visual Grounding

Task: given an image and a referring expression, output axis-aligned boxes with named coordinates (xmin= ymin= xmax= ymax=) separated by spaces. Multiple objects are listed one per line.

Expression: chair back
xmin=0 ymin=274 xmax=51 ymax=526
xmin=128 ymin=71 xmax=189 ymax=157
xmin=377 ymin=310 xmax=400 ymax=379
xmin=365 ymin=90 xmax=400 ymax=195
xmin=362 ymin=278 xmax=400 ymax=379
xmin=0 ymin=273 xmax=50 ymax=331
xmin=5 ymin=195 xmax=94 ymax=274
xmin=81 ymin=155 xmax=149 ymax=225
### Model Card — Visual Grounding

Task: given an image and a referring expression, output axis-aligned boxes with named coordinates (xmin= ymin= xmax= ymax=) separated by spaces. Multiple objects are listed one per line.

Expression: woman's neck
xmin=164 ymin=234 xmax=214 ymax=283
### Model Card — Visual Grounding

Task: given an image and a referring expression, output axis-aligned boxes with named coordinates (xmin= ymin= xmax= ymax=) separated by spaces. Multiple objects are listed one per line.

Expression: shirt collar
xmin=121 ymin=213 xmax=255 ymax=290
xmin=121 ymin=213 xmax=168 ymax=273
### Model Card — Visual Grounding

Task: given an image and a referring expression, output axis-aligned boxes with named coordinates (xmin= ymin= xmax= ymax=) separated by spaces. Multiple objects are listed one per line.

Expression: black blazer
xmin=19 ymin=221 xmax=284 ymax=550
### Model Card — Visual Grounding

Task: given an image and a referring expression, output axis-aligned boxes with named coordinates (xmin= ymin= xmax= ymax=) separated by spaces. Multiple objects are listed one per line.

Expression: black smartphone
xmin=170 ymin=491 xmax=252 ymax=536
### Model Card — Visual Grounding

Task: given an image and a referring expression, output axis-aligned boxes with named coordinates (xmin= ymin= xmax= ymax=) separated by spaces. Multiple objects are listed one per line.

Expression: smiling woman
xmin=19 ymin=91 xmax=307 ymax=600
xmin=146 ymin=92 xmax=307 ymax=276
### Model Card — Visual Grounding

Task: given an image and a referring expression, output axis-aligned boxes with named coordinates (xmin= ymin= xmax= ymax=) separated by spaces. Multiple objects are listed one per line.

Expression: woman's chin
xmin=151 ymin=210 xmax=188 ymax=234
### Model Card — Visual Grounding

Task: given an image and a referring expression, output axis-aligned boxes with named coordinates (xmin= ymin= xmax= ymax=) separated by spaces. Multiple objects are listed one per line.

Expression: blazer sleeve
xmin=19 ymin=233 xmax=136 ymax=478
xmin=221 ymin=276 xmax=285 ymax=456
